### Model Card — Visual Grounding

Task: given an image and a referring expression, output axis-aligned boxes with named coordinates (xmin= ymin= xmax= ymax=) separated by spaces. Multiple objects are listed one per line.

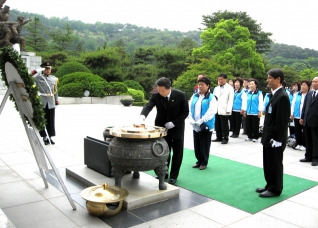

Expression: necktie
xmin=314 ymin=91 xmax=317 ymax=98
xmin=165 ymin=96 xmax=169 ymax=102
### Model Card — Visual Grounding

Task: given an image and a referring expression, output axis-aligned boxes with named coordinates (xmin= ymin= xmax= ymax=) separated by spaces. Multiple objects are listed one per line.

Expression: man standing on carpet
xmin=258 ymin=68 xmax=290 ymax=197
xmin=137 ymin=77 xmax=189 ymax=185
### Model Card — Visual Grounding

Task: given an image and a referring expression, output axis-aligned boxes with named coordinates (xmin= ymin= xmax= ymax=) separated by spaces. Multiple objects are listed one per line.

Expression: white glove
xmin=164 ymin=122 xmax=175 ymax=129
xmin=189 ymin=119 xmax=196 ymax=126
xmin=135 ymin=115 xmax=145 ymax=126
xmin=271 ymin=139 xmax=282 ymax=147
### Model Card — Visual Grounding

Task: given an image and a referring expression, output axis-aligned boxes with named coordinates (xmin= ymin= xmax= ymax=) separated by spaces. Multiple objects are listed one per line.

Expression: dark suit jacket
xmin=141 ymin=89 xmax=189 ymax=133
xmin=301 ymin=90 xmax=318 ymax=127
xmin=261 ymin=87 xmax=290 ymax=146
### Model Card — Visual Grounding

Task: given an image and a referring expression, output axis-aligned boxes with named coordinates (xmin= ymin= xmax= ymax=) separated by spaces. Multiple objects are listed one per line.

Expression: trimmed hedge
xmin=123 ymin=80 xmax=145 ymax=95
xmin=58 ymin=83 xmax=85 ymax=97
xmin=127 ymin=88 xmax=144 ymax=102
xmin=55 ymin=61 xmax=91 ymax=78
xmin=104 ymin=82 xmax=128 ymax=96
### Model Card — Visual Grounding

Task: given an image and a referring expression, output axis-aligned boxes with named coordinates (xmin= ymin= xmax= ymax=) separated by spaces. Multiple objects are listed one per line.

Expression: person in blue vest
xmin=243 ymin=78 xmax=264 ymax=142
xmin=291 ymin=80 xmax=311 ymax=151
xmin=288 ymin=82 xmax=300 ymax=136
xmin=263 ymin=91 xmax=272 ymax=114
xmin=189 ymin=76 xmax=217 ymax=170
xmin=230 ymin=78 xmax=247 ymax=138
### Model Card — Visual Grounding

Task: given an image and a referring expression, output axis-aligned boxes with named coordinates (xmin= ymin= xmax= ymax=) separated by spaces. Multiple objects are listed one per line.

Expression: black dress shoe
xmin=43 ymin=139 xmax=49 ymax=145
xmin=221 ymin=139 xmax=228 ymax=144
xmin=232 ymin=134 xmax=238 ymax=138
xmin=49 ymin=139 xmax=55 ymax=145
xmin=192 ymin=164 xmax=200 ymax=168
xmin=300 ymin=158 xmax=312 ymax=162
xmin=168 ymin=179 xmax=177 ymax=185
xmin=312 ymin=161 xmax=318 ymax=166
xmin=156 ymin=174 xmax=168 ymax=179
xmin=230 ymin=134 xmax=234 ymax=138
xmin=255 ymin=187 xmax=267 ymax=193
xmin=212 ymin=138 xmax=222 ymax=142
xmin=259 ymin=190 xmax=277 ymax=197
xmin=199 ymin=165 xmax=206 ymax=170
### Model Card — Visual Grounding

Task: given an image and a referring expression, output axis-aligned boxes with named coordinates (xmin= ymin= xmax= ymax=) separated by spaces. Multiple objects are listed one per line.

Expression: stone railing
xmin=59 ymin=95 xmax=133 ymax=105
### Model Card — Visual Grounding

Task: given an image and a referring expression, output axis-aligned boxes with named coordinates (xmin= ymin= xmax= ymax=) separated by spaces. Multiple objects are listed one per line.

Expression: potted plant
xmin=119 ymin=98 xmax=134 ymax=106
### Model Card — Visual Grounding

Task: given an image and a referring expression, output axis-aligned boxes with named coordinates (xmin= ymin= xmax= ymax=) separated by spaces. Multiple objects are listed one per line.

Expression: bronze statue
xmin=0 ymin=2 xmax=31 ymax=51
xmin=10 ymin=16 xmax=31 ymax=51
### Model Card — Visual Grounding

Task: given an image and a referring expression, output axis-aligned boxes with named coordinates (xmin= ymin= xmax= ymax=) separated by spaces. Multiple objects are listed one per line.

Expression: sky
xmin=8 ymin=0 xmax=318 ymax=51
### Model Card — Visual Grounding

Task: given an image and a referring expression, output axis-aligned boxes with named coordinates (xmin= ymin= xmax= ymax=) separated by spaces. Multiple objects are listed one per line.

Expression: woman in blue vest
xmin=291 ymin=80 xmax=311 ymax=151
xmin=189 ymin=76 xmax=217 ymax=170
xmin=243 ymin=78 xmax=264 ymax=142
xmin=230 ymin=78 xmax=247 ymax=138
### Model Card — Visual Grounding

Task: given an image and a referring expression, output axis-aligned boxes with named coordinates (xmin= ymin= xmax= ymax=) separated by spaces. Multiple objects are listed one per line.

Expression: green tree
xmin=202 ymin=10 xmax=272 ymax=54
xmin=300 ymin=68 xmax=318 ymax=81
xmin=49 ymin=23 xmax=75 ymax=51
xmin=24 ymin=17 xmax=48 ymax=51
xmin=173 ymin=59 xmax=231 ymax=98
xmin=81 ymin=47 xmax=129 ymax=82
xmin=193 ymin=19 xmax=265 ymax=79
xmin=154 ymin=47 xmax=190 ymax=83
xmin=177 ymin=37 xmax=199 ymax=53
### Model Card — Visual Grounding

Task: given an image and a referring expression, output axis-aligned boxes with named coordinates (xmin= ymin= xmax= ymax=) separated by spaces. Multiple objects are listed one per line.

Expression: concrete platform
xmin=66 ymin=165 xmax=179 ymax=210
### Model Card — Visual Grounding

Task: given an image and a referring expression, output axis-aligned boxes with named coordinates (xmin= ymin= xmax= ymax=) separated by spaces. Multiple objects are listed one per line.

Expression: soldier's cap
xmin=40 ymin=62 xmax=52 ymax=68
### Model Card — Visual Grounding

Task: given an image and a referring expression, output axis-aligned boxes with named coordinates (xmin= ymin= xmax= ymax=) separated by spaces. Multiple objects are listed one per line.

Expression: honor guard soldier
xmin=32 ymin=62 xmax=59 ymax=145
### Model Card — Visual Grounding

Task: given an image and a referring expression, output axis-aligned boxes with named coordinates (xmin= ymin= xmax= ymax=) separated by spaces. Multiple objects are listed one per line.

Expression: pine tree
xmin=24 ymin=17 xmax=48 ymax=52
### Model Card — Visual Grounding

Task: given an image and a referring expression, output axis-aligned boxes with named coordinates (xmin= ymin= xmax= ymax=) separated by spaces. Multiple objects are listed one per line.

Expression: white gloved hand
xmin=135 ymin=115 xmax=145 ymax=126
xmin=271 ymin=139 xmax=282 ymax=147
xmin=189 ymin=119 xmax=196 ymax=126
xmin=164 ymin=122 xmax=175 ymax=129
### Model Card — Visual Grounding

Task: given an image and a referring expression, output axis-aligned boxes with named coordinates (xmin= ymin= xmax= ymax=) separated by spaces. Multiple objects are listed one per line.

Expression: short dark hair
xmin=155 ymin=77 xmax=171 ymax=89
xmin=267 ymin=68 xmax=284 ymax=84
xmin=300 ymin=80 xmax=311 ymax=90
xmin=218 ymin=73 xmax=227 ymax=79
xmin=249 ymin=78 xmax=259 ymax=88
xmin=243 ymin=78 xmax=249 ymax=82
xmin=291 ymin=81 xmax=300 ymax=91
xmin=234 ymin=78 xmax=243 ymax=87
xmin=197 ymin=76 xmax=211 ymax=86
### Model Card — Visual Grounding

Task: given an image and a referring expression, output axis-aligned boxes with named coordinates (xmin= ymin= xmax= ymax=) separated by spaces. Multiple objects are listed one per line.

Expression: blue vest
xmin=264 ymin=93 xmax=271 ymax=110
xmin=247 ymin=90 xmax=262 ymax=115
xmin=289 ymin=92 xmax=295 ymax=106
xmin=233 ymin=89 xmax=244 ymax=111
xmin=191 ymin=93 xmax=215 ymax=129
xmin=293 ymin=92 xmax=303 ymax=118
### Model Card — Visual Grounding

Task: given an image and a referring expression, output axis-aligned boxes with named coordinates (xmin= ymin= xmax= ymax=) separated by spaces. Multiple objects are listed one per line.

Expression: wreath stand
xmin=0 ymin=62 xmax=76 ymax=210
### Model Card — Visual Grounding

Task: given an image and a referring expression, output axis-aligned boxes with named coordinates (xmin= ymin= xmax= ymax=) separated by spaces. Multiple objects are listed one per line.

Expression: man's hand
xmin=299 ymin=119 xmax=303 ymax=125
xmin=135 ymin=115 xmax=145 ymax=126
xmin=270 ymin=139 xmax=282 ymax=147
xmin=164 ymin=122 xmax=175 ymax=129
xmin=55 ymin=101 xmax=59 ymax=105
xmin=189 ymin=119 xmax=195 ymax=126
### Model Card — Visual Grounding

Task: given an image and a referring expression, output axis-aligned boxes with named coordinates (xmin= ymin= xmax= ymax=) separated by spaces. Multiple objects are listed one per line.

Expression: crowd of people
xmin=137 ymin=71 xmax=317 ymax=198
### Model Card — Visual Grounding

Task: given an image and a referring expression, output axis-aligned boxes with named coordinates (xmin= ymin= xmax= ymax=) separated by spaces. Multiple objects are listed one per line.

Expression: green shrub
xmin=104 ymin=82 xmax=128 ymax=95
xmin=89 ymin=81 xmax=108 ymax=97
xmin=59 ymin=72 xmax=107 ymax=97
xmin=123 ymin=80 xmax=145 ymax=95
xmin=132 ymin=100 xmax=148 ymax=106
xmin=59 ymin=82 xmax=85 ymax=97
xmin=127 ymin=88 xmax=144 ymax=102
xmin=55 ymin=61 xmax=91 ymax=78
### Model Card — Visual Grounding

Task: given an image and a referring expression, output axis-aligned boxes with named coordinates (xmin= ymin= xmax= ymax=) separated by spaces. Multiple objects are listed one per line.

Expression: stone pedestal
xmin=20 ymin=51 xmax=42 ymax=74
xmin=66 ymin=165 xmax=179 ymax=210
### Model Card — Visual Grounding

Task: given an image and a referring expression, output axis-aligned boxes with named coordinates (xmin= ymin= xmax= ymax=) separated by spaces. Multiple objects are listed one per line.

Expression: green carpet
xmin=146 ymin=148 xmax=318 ymax=214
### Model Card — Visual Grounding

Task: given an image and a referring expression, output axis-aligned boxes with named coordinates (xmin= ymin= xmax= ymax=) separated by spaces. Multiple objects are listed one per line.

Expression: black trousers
xmin=263 ymin=144 xmax=284 ymax=195
xmin=164 ymin=128 xmax=184 ymax=179
xmin=246 ymin=115 xmax=260 ymax=139
xmin=215 ymin=114 xmax=229 ymax=140
xmin=231 ymin=111 xmax=243 ymax=135
xmin=193 ymin=130 xmax=212 ymax=166
xmin=294 ymin=118 xmax=306 ymax=146
xmin=304 ymin=126 xmax=318 ymax=161
xmin=39 ymin=104 xmax=56 ymax=137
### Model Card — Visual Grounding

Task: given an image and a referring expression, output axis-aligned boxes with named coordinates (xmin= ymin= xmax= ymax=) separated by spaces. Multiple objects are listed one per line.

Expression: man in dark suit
xmin=299 ymin=77 xmax=318 ymax=166
xmin=139 ymin=77 xmax=189 ymax=185
xmin=257 ymin=68 xmax=290 ymax=197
